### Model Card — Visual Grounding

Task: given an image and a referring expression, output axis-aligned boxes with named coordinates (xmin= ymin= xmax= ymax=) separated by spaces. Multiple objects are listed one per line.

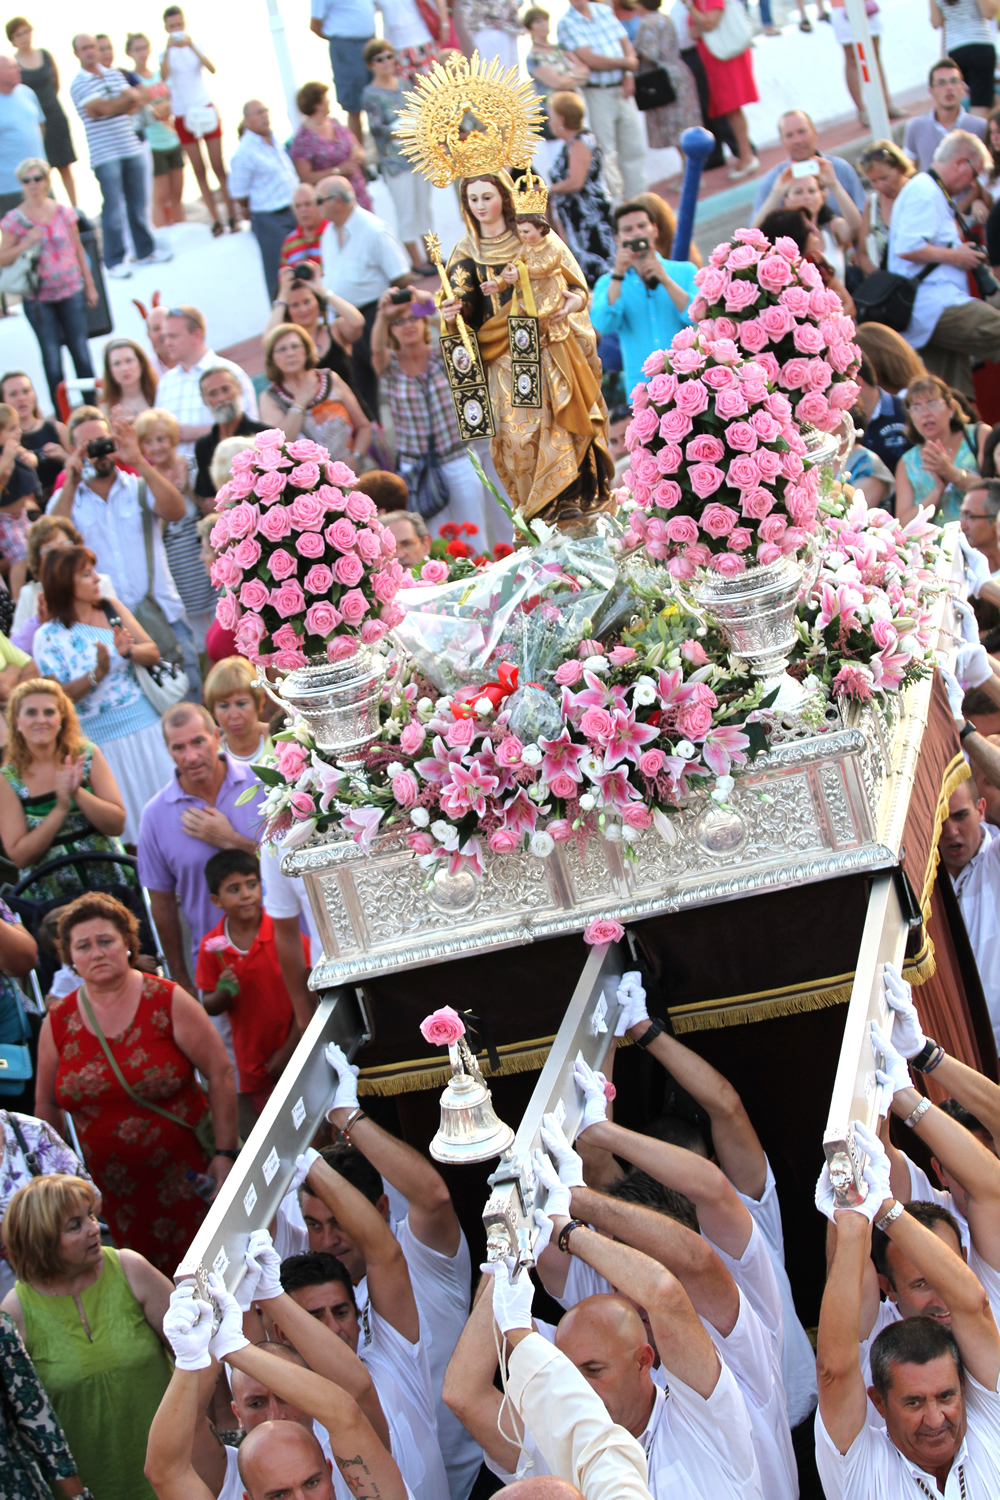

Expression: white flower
xmin=417 ymin=852 xmax=440 ymax=870
xmin=417 ymin=697 xmax=433 ymax=718
xmin=675 ymin=740 xmax=697 ymax=760
xmin=632 ymin=676 xmax=656 ymax=706
xmin=293 ymin=718 xmax=313 ymax=745
xmin=430 ymin=820 xmax=459 ymax=850
xmin=586 ymin=655 xmax=609 ymax=673
xmin=528 ymin=780 xmax=548 ymax=802
xmin=578 ymin=751 xmax=603 ymax=782
xmin=714 ymin=774 xmax=735 ymax=798
xmin=579 ymin=793 xmax=596 ymax=810
xmin=521 ymin=744 xmax=543 ymax=766
xmin=410 ymin=807 xmax=430 ymax=827
xmin=604 ymin=822 xmax=622 ymax=842
xmin=475 ymin=697 xmax=493 ymax=716
xmin=386 ymin=762 xmax=404 ymax=777
xmin=529 ymin=830 xmax=555 ymax=858
xmin=620 ymin=823 xmax=638 ymax=842
xmin=652 ymin=807 xmax=677 ymax=845
xmin=434 ymin=696 xmax=452 ymax=714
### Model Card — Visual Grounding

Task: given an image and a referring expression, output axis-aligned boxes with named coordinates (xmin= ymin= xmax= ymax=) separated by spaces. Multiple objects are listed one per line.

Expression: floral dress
xmin=0 ymin=206 xmax=82 ymax=303
xmin=49 ymin=974 xmax=211 ymax=1272
xmin=33 ymin=619 xmax=160 ymax=746
xmin=634 ymin=11 xmax=701 ymax=150
xmin=288 ymin=122 xmax=372 ymax=210
xmin=1 ymin=746 xmax=134 ymax=901
xmin=551 ymin=131 xmax=617 ymax=286
xmin=0 ymin=1311 xmax=78 ymax=1500
xmin=265 ymin=370 xmax=356 ymax=462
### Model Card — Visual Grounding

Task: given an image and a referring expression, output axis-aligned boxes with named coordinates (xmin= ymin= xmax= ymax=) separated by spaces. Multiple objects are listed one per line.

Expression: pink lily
xmin=656 ymin=667 xmax=698 ymax=711
xmin=538 ymin=728 xmax=586 ymax=782
xmin=566 ymin=671 xmax=629 ymax=717
xmin=502 ymin=790 xmax=539 ymax=835
xmin=444 ymin=837 xmax=484 ymax=878
xmin=871 ymin=647 xmax=910 ymax=691
xmin=470 ymin=739 xmax=518 ymax=796
xmin=593 ymin=765 xmax=634 ymax=814
xmin=341 ymin=806 xmax=384 ymax=851
xmin=312 ymin=756 xmax=348 ymax=814
xmin=605 ymin=708 xmax=660 ymax=769
xmin=415 ymin=736 xmax=467 ymax=784
xmin=702 ymin=726 xmax=751 ymax=776
xmin=817 ymin=582 xmax=864 ymax=631
xmin=438 ymin=762 xmax=499 ymax=819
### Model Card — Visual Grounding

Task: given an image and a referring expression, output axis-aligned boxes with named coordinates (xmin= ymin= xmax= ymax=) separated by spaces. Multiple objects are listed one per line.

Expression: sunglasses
xmin=372 ymin=51 xmax=394 ymax=61
xmin=20 ymin=174 xmax=47 ymax=184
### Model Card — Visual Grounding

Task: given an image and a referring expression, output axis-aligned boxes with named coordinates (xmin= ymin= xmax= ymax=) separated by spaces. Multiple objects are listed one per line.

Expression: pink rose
xmin=710 ymin=552 xmax=747 ymax=577
xmin=583 ymin=919 xmax=625 ymax=946
xmin=653 ymin=480 xmax=683 ymax=510
xmin=725 ymin=421 xmax=758 ymax=453
xmin=689 ymin=463 xmax=725 ymax=498
xmin=239 ymin=578 xmax=270 ymax=611
xmin=270 ymin=581 xmax=306 ymax=618
xmin=295 ymin=530 xmax=326 ymax=559
xmin=668 ymin=555 xmax=697 ymax=580
xmin=227 ymin=502 xmax=261 ymax=539
xmin=339 ymin=588 xmax=369 ymax=624
xmin=674 ymin=379 xmax=710 ymax=417
xmin=254 ymin=470 xmax=287 ymax=502
xmin=446 ymin=717 xmax=476 ymax=747
xmin=346 ymin=492 xmax=378 ymax=523
xmin=681 ymin=640 xmax=709 ymax=666
xmin=210 ymin=553 xmax=241 ymax=589
xmin=268 ymin=548 xmax=298 ymax=580
xmin=317 ymin=484 xmax=347 ymax=513
xmin=400 ymin=720 xmax=426 ymax=754
xmin=549 ymin=772 xmax=579 ymax=799
xmin=778 ymin=358 xmax=811 ymax=391
xmin=676 ymin=700 xmax=714 ymax=738
xmin=304 ymin=563 xmax=335 ymax=595
xmin=703 ymin=364 xmax=738 ymax=390
xmin=327 ymin=461 xmax=358 ymax=488
xmin=666 ymin=515 xmax=699 ymax=544
xmin=696 ymin=266 xmax=729 ymax=302
xmin=334 ymin=553 xmax=365 ymax=587
xmin=829 ymin=380 xmax=859 ymax=410
xmin=275 ymin=740 xmax=309 ymax=779
xmin=758 ymin=255 xmax=795 ymax=293
xmin=639 ymin=748 xmax=666 ymax=777
xmin=670 ymin=346 xmax=707 ymax=375
xmin=276 ymin=652 xmax=310 ymax=672
xmin=647 ymin=372 xmax=679 ymax=405
xmin=608 ymin=645 xmax=637 ymax=666
xmin=304 ymin=601 xmax=341 ymax=636
xmin=757 ymin=541 xmax=782 ymax=566
xmin=792 ymin=323 xmax=826 ymax=356
xmin=235 ymin=614 xmax=267 ymax=653
xmin=773 ymin=236 xmax=802 ymax=261
xmin=634 ymin=452 xmax=661 ymax=486
xmin=419 ymin=1006 xmax=467 ymax=1046
xmin=755 ymin=448 xmax=783 ymax=482
xmin=779 ymin=285 xmax=812 ymax=317
xmin=408 ymin=829 xmax=437 ymax=856
xmin=286 ymin=438 xmax=328 ymax=462
xmin=641 ymin=349 xmax=667 ymax=377
xmin=355 ymin=528 xmax=382 ymax=564
xmin=392 ymin=769 xmax=420 ymax=807
xmin=627 ymin=407 xmax=659 ymax=444
xmin=622 ymin=803 xmax=652 ymax=829
xmin=554 ymin=659 xmax=584 ymax=685
xmin=727 ymin=454 xmax=762 ymax=490
xmin=288 ymin=494 xmax=326 ymax=532
xmin=272 ymin=622 xmax=303 ymax=653
xmin=224 ymin=471 xmax=253 ymax=500
xmin=740 ymin=487 xmax=775 ymax=520
xmin=749 ymin=410 xmax=781 ymax=442
xmin=258 ymin=507 xmax=292 ymax=543
xmin=728 ymin=527 xmax=752 ymax=552
xmin=656 ymin=443 xmax=684 ymax=473
xmin=700 ymin=503 xmax=739 ymax=538
xmin=230 ymin=537 xmax=262 ymax=571
xmin=780 ymin=450 xmax=804 ymax=481
xmin=686 ymin=435 xmax=725 ymax=464
xmin=289 ymin=461 xmax=321 ymax=491
xmin=497 ymin=734 xmax=524 ymax=766
xmin=547 ymin=819 xmax=574 ymax=842
xmin=727 ymin=243 xmax=761 ymax=271
xmin=737 ymin=319 xmax=769 ymax=354
xmin=805 ymin=358 xmax=833 ymax=391
xmin=288 ymin=790 xmax=316 ymax=820
xmin=658 ymin=410 xmax=693 ymax=442
xmin=828 ymin=341 xmax=859 ymax=375
xmin=420 ymin=559 xmax=449 ymax=584
xmin=759 ymin=303 xmax=794 ymax=340
xmin=795 ymin=392 xmax=832 ymax=426
xmin=489 ymin=828 xmax=520 ymax=853
xmin=714 ymin=387 xmax=749 ymax=419
xmin=580 ymin=707 xmax=614 ymax=741
xmin=685 ymin=543 xmax=711 ymax=567
xmin=380 ymin=602 xmax=406 ymax=628
xmin=328 ymin=635 xmax=359 ymax=661
xmin=381 ymin=529 xmax=397 ymax=556
xmin=372 ymin=569 xmax=401 ymax=604
xmin=758 ymin=515 xmax=788 ymax=544
xmin=209 ymin=515 xmax=232 ymax=549
xmin=360 ymin=619 xmax=387 ymax=645
xmin=734 ymin=227 xmax=768 ymax=250
xmin=724 ymin=279 xmax=761 ymax=313
xmin=757 ymin=352 xmax=782 ymax=384
xmin=215 ymin=593 xmax=239 ymax=631
xmin=765 ymin=392 xmax=793 ymax=421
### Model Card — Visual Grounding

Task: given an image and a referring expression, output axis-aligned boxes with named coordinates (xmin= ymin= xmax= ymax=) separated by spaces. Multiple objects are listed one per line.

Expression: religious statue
xmin=395 ymin=53 xmax=613 ymax=533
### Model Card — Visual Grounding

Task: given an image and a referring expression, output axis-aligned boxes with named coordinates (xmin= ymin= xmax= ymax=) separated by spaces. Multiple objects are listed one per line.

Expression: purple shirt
xmin=137 ymin=752 xmax=263 ymax=968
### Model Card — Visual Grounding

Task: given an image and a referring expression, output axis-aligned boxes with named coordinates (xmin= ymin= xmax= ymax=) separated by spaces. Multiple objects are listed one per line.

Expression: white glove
xmin=290 ymin=1147 xmax=321 ymax=1194
xmin=163 ymin=1287 xmax=214 ymax=1370
xmin=207 ymin=1272 xmax=250 ymax=1362
xmin=539 ymin=1113 xmax=586 ymax=1186
xmin=883 ymin=962 xmax=926 ymax=1059
xmin=853 ymin=1118 xmax=893 ymax=1217
xmin=245 ymin=1229 xmax=283 ymax=1302
xmin=325 ymin=1042 xmax=360 ymax=1112
xmin=870 ymin=1020 xmax=912 ymax=1103
xmin=961 ymin=534 xmax=993 ymax=597
xmin=953 ymin=596 xmax=980 ymax=645
xmin=573 ymin=1058 xmax=609 ymax=1133
xmin=814 ymin=1162 xmax=838 ymax=1223
xmin=957 ymin=641 xmax=993 ymax=689
xmin=492 ymin=1259 xmax=535 ymax=1335
xmin=531 ymin=1148 xmax=573 ymax=1222
xmin=615 ymin=971 xmax=649 ymax=1036
xmin=532 ymin=1207 xmax=556 ymax=1257
xmin=939 ymin=665 xmax=965 ymax=723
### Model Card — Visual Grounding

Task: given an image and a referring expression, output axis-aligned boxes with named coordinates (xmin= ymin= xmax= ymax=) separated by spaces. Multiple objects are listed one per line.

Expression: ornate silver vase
xmin=275 ymin=648 xmax=390 ymax=763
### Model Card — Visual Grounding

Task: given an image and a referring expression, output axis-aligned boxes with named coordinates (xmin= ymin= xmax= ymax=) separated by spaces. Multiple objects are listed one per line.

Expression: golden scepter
xmin=424 ymin=232 xmax=475 ymax=362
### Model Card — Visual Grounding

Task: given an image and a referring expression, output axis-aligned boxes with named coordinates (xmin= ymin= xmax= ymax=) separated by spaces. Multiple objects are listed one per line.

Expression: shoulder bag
xmin=852 ymin=262 xmax=935 ymax=331
xmin=132 ymin=480 xmax=186 ymax=668
xmin=184 ymin=104 xmax=219 ymax=139
xmin=701 ymin=0 xmax=753 ymax=61
xmin=0 ymin=984 xmax=32 ymax=1097
xmin=3 ymin=1109 xmax=43 ymax=1174
xmin=399 ymin=374 xmax=451 ymax=522
xmin=100 ymin=598 xmax=188 ymax=713
xmin=78 ymin=982 xmax=215 ymax=1158
xmin=0 ymin=213 xmax=42 ymax=298
xmin=635 ymin=66 xmax=677 ymax=112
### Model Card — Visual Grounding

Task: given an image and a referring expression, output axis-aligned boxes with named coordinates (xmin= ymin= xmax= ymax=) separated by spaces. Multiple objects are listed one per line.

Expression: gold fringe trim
xmin=669 ymin=980 xmax=854 ymax=1033
xmin=918 ymin=753 xmax=971 ymax=921
xmin=903 ymin=933 xmax=937 ymax=987
xmin=358 ymin=1036 xmax=559 ymax=1097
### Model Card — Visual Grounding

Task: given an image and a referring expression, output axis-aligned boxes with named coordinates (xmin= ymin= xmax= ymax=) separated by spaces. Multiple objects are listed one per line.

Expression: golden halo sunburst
xmin=394 ymin=51 xmax=545 ymax=189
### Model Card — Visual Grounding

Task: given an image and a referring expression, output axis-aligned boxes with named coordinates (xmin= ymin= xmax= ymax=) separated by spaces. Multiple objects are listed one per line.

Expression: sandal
xmin=211 ymin=221 xmax=224 ymax=238
xmin=799 ymin=19 xmax=812 ymax=30
xmin=229 ymin=216 xmax=240 ymax=233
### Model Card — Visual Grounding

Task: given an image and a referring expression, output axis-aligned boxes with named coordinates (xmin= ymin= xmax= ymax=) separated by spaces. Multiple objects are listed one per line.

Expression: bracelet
xmin=342 ymin=1106 xmax=367 ymax=1144
xmin=634 ymin=1017 xmax=667 ymax=1049
xmin=215 ymin=1147 xmax=240 ymax=1160
xmin=874 ymin=1200 xmax=904 ymax=1232
xmin=556 ymin=1219 xmax=586 ymax=1255
xmin=289 ymin=404 xmax=304 ymax=414
xmin=904 ymin=1096 xmax=932 ymax=1129
xmin=923 ymin=1045 xmax=946 ymax=1074
xmin=960 ymin=720 xmax=977 ymax=741
xmin=911 ymin=1037 xmax=940 ymax=1072
xmin=88 ymin=667 xmax=98 ymax=688
xmin=610 ymin=272 xmax=624 ymax=281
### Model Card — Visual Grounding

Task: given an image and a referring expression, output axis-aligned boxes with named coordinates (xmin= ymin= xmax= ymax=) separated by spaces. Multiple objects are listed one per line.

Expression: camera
xmin=390 ymin=287 xmax=414 ymax=304
xmin=973 ymin=260 xmax=1000 ymax=300
xmin=292 ymin=263 xmax=315 ymax=281
xmin=624 ymin=237 xmax=650 ymax=255
xmin=87 ymin=437 xmax=115 ymax=459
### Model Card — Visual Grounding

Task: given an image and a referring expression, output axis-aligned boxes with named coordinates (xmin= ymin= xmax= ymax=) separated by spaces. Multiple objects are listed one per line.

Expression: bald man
xmin=752 ymin=110 xmax=864 ymax=219
xmin=227 ymin=97 xmax=298 ymax=297
xmin=238 ymin=1422 xmax=335 ymax=1500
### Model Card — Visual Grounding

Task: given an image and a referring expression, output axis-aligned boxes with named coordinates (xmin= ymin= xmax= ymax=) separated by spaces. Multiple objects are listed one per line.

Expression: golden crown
xmin=394 ymin=51 xmax=544 ymax=189
xmin=512 ymin=169 xmax=548 ymax=215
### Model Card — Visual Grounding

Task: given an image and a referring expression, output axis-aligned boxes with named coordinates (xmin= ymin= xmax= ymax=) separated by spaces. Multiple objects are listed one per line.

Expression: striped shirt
xmin=155 ymin=351 xmax=259 ymax=460
xmin=227 ymin=129 xmax=299 ymax=213
xmin=556 ymin=2 xmax=629 ymax=84
xmin=381 ymin=349 xmax=464 ymax=462
xmin=279 ymin=225 xmax=324 ymax=268
xmin=69 ymin=65 xmax=143 ymax=168
xmin=163 ymin=495 xmax=219 ymax=618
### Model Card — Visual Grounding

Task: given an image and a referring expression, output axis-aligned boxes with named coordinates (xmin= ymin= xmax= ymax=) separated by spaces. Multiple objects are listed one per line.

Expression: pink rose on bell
xmin=700 ymin=503 xmax=739 ymax=538
xmin=239 ymin=579 xmax=270 ymax=611
xmin=688 ymin=462 xmax=725 ymax=499
xmin=360 ymin=619 xmax=387 ymax=645
xmin=583 ymin=918 xmax=625 ymax=946
xmin=339 ymin=589 xmax=370 ymax=625
xmin=254 ymin=470 xmax=287 ymax=503
xmin=231 ymin=537 xmax=262 ymax=570
xmin=419 ymin=1006 xmax=467 ymax=1047
xmin=304 ymin=563 xmax=334 ymax=595
xmin=304 ymin=601 xmax=341 ymax=637
xmin=710 ymin=553 xmax=747 ymax=577
xmin=333 ymin=554 xmax=365 ymax=587
xmin=275 ymin=740 xmax=309 ymax=780
xmin=258 ymin=506 xmax=292 ymax=543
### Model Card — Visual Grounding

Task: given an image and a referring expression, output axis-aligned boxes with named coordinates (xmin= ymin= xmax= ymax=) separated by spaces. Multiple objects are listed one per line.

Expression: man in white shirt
xmin=888 ymin=130 xmax=1000 ymax=398
xmin=154 ymin=306 xmax=259 ymax=458
xmin=277 ymin=1048 xmax=479 ymax=1500
xmin=260 ymin=845 xmax=320 ymax=1032
xmin=939 ymin=775 xmax=1000 ymax=1047
xmin=228 ymin=98 xmax=299 ymax=299
xmin=556 ymin=0 xmax=644 ymax=201
xmin=814 ymin=1128 xmax=1000 ymax=1498
xmin=317 ymin=175 xmax=410 ymax=418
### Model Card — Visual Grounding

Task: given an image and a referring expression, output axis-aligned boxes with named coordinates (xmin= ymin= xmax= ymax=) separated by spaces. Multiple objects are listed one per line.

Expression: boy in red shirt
xmin=196 ymin=849 xmax=306 ymax=1126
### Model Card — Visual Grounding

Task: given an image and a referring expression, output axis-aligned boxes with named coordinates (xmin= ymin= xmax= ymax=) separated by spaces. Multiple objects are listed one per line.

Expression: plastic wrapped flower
xmin=419 ymin=1006 xmax=467 ymax=1046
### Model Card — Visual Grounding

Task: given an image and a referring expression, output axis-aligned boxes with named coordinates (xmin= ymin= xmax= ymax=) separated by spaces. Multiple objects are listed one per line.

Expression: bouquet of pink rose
xmin=209 ymin=431 xmax=406 ymax=670
xmin=686 ymin=228 xmax=861 ymax=435
xmin=618 ymin=326 xmax=822 ymax=579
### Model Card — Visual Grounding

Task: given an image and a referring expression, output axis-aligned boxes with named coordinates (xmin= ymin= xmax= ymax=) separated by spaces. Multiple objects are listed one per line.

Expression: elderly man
xmin=960 ymin=481 xmax=1000 ymax=576
xmin=146 ymin=304 xmax=176 ymax=375
xmin=0 ymin=55 xmax=44 ymax=215
xmin=227 ymin=98 xmax=298 ymax=299
xmin=939 ymin=773 xmax=1000 ymax=1047
xmin=752 ymin=110 xmax=865 ymax=218
xmin=888 ymin=130 xmax=1000 ymax=397
xmin=380 ymin=509 xmax=429 ymax=570
xmin=154 ymin=306 xmax=258 ymax=457
xmin=815 ymin=1128 xmax=1000 ymax=1497
xmin=193 ymin=367 xmax=267 ymax=498
xmin=69 ymin=34 xmax=169 ymax=277
xmin=557 ymin=0 xmax=644 ymax=201
xmin=137 ymin=703 xmax=260 ymax=999
xmin=280 ymin=182 xmax=325 ymax=269
xmin=904 ymin=59 xmax=988 ymax=173
xmin=318 ymin=174 xmax=410 ymax=418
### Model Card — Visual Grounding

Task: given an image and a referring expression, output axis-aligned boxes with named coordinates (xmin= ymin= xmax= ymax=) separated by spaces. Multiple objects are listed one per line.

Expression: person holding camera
xmin=591 ymin=198 xmax=698 ymax=397
xmin=888 ymin=128 xmax=1000 ymax=398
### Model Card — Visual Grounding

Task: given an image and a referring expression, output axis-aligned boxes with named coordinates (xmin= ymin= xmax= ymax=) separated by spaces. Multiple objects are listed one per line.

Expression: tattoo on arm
xmin=333 ymin=1453 xmax=382 ymax=1498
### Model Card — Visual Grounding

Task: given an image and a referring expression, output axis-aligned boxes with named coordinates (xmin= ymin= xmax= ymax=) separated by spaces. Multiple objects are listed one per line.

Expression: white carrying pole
xmin=266 ymin=0 xmax=301 ymax=136
xmin=841 ymin=0 xmax=891 ymax=145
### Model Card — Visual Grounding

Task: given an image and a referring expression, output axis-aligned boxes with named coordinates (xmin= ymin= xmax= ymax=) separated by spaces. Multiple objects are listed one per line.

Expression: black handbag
xmin=635 ymin=66 xmax=677 ymax=111
xmin=402 ymin=435 xmax=450 ymax=522
xmin=852 ymin=264 xmax=934 ymax=332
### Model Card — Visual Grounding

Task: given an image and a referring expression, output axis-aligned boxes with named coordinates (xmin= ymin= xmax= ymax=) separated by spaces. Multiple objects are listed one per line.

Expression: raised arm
xmin=324 ymin=1042 xmax=461 ymax=1255
xmin=816 ymin=1208 xmax=872 ymax=1454
xmin=147 ymin=1292 xmax=235 ymax=1500
xmin=112 ymin=419 xmax=185 ymax=521
xmin=297 ymin=1150 xmax=419 ymax=1343
xmin=442 ymin=1274 xmax=526 ymax=1474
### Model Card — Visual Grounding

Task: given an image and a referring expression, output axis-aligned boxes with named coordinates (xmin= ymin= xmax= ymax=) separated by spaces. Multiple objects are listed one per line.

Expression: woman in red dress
xmin=34 ymin=893 xmax=238 ymax=1272
xmin=687 ymin=0 xmax=759 ymax=181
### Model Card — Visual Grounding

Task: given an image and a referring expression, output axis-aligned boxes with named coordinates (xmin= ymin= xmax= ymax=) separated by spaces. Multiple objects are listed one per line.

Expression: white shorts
xmin=383 ymin=167 xmax=432 ymax=244
xmin=831 ymin=6 xmax=882 ymax=45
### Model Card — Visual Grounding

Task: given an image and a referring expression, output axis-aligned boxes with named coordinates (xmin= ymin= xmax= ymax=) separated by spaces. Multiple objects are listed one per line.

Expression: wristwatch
xmin=216 ymin=1148 xmax=240 ymax=1160
xmin=961 ymin=720 xmax=977 ymax=741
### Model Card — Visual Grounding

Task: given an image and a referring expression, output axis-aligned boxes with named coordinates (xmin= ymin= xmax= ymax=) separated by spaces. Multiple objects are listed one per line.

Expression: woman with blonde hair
xmin=0 ymin=678 xmax=130 ymax=900
xmin=99 ymin=339 xmax=158 ymax=424
xmin=895 ymin=374 xmax=989 ymax=523
xmin=855 ymin=140 xmax=916 ymax=276
xmin=204 ymin=656 xmax=270 ymax=763
xmin=134 ymin=408 xmax=216 ymax=657
xmin=853 ymin=322 xmax=928 ymax=395
xmin=0 ymin=1172 xmax=174 ymax=1500
xmin=259 ymin=323 xmax=370 ymax=460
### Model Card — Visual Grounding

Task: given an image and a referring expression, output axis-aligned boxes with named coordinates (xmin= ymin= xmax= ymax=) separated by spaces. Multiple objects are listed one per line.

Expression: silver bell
xmin=429 ymin=1040 xmax=514 ymax=1165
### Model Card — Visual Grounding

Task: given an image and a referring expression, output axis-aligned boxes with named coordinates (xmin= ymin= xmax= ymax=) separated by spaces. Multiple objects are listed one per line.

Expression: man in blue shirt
xmin=310 ymin=0 xmax=375 ymax=145
xmin=0 ymin=55 xmax=44 ymax=215
xmin=591 ymin=201 xmax=698 ymax=398
xmin=752 ymin=109 xmax=864 ymax=219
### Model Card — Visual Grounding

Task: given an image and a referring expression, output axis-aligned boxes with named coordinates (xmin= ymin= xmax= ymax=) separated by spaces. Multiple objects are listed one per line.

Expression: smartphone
xmin=791 ymin=159 xmax=820 ymax=178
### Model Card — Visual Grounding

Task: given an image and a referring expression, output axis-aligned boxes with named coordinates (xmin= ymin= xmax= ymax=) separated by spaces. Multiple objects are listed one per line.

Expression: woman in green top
xmin=0 ymin=679 xmax=133 ymax=901
xmin=0 ymin=1309 xmax=86 ymax=1500
xmin=894 ymin=374 xmax=990 ymax=526
xmin=0 ymin=1173 xmax=173 ymax=1500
